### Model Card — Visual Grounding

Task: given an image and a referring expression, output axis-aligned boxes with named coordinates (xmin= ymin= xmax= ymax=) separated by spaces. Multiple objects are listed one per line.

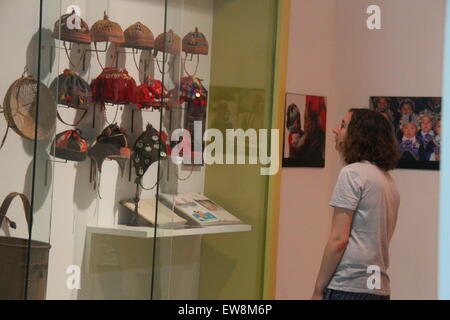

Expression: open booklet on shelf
xmin=121 ymin=193 xmax=243 ymax=228
xmin=158 ymin=193 xmax=242 ymax=226
xmin=120 ymin=197 xmax=188 ymax=229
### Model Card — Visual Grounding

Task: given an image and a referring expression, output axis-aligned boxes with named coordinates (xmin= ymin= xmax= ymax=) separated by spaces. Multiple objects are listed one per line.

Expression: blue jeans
xmin=323 ymin=288 xmax=390 ymax=300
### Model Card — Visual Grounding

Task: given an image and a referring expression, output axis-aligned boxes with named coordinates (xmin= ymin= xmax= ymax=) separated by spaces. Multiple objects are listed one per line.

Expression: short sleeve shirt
xmin=327 ymin=161 xmax=400 ymax=296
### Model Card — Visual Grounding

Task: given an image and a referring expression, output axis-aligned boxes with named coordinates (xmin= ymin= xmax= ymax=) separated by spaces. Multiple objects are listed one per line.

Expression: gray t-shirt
xmin=327 ymin=161 xmax=400 ymax=296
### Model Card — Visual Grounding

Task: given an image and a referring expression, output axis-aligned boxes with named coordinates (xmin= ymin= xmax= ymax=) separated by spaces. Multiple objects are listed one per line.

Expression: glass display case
xmin=0 ymin=0 xmax=281 ymax=300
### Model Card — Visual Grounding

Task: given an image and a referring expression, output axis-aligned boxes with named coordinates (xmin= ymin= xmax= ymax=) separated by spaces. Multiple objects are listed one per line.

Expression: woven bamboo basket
xmin=3 ymin=77 xmax=56 ymax=141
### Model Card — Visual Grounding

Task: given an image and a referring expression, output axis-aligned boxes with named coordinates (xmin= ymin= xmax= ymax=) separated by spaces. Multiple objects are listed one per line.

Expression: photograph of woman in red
xmin=283 ymin=94 xmax=327 ymax=168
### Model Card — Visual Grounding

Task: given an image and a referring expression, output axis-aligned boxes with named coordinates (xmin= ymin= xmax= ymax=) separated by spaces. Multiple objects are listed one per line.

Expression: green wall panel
xmin=200 ymin=0 xmax=278 ymax=299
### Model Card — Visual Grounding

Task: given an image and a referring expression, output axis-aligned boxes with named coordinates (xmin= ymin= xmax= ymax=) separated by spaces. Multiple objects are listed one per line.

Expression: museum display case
xmin=0 ymin=0 xmax=280 ymax=299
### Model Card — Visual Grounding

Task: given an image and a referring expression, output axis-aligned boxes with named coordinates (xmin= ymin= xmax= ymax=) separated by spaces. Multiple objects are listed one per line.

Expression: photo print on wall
xmin=370 ymin=96 xmax=441 ymax=170
xmin=282 ymin=93 xmax=327 ymax=168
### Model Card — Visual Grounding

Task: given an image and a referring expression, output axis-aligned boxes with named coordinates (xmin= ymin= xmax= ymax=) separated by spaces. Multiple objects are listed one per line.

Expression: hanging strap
xmin=103 ymin=106 xmax=119 ymax=126
xmin=132 ymin=49 xmax=150 ymax=75
xmin=183 ymin=54 xmax=200 ymax=77
xmin=0 ymin=192 xmax=31 ymax=232
xmin=175 ymin=164 xmax=195 ymax=181
xmin=132 ymin=169 xmax=163 ymax=223
xmin=111 ymin=46 xmax=119 ymax=68
xmin=156 ymin=52 xmax=174 ymax=75
xmin=97 ymin=42 xmax=119 ymax=69
xmin=63 ymin=41 xmax=85 ymax=69
xmin=0 ymin=125 xmax=10 ymax=151
xmin=132 ymin=49 xmax=141 ymax=73
xmin=139 ymin=169 xmax=164 ymax=191
xmin=89 ymin=158 xmax=103 ymax=199
xmin=94 ymin=42 xmax=105 ymax=70
xmin=57 ymin=108 xmax=88 ymax=127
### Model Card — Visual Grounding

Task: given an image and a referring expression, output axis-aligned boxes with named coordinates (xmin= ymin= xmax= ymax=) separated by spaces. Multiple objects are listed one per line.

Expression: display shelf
xmin=86 ymin=223 xmax=252 ymax=239
xmin=84 ymin=223 xmax=252 ymax=274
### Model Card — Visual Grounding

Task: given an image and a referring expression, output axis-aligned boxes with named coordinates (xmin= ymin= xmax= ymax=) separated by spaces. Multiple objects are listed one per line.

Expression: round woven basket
xmin=3 ymin=77 xmax=56 ymax=141
xmin=91 ymin=12 xmax=125 ymax=44
xmin=123 ymin=22 xmax=154 ymax=50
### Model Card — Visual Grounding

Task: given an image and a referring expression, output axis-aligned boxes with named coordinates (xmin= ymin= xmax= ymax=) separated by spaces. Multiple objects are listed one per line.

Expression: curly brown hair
xmin=342 ymin=108 xmax=399 ymax=171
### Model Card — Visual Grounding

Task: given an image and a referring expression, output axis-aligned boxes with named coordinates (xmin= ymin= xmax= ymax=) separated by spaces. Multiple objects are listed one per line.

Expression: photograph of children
xmin=370 ymin=97 xmax=441 ymax=170
xmin=283 ymin=93 xmax=327 ymax=168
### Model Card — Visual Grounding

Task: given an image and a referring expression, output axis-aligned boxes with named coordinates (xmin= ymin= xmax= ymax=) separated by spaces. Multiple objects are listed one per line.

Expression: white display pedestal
xmin=87 ymin=224 xmax=252 ymax=238
xmin=81 ymin=224 xmax=252 ymax=299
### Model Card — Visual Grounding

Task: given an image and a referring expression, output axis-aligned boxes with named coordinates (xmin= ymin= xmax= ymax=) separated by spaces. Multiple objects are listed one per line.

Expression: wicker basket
xmin=3 ymin=77 xmax=56 ymax=141
xmin=0 ymin=193 xmax=51 ymax=300
xmin=91 ymin=12 xmax=124 ymax=44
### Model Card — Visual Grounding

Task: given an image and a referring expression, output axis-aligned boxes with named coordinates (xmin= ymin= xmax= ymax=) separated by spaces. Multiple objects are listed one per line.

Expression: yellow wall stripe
xmin=263 ymin=0 xmax=291 ymax=300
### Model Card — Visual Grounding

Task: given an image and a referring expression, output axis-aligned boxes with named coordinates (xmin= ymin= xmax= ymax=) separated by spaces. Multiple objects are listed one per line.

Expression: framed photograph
xmin=370 ymin=96 xmax=441 ymax=170
xmin=282 ymin=93 xmax=327 ymax=168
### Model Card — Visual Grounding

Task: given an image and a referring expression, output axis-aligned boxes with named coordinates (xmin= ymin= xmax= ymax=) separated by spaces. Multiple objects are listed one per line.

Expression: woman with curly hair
xmin=312 ymin=109 xmax=400 ymax=300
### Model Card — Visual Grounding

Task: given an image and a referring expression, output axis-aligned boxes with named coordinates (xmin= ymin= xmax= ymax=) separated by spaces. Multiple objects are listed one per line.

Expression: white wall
xmin=336 ymin=0 xmax=443 ymax=300
xmin=277 ymin=0 xmax=443 ymax=300
xmin=276 ymin=0 xmax=338 ymax=299
xmin=0 ymin=0 xmax=43 ymax=242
